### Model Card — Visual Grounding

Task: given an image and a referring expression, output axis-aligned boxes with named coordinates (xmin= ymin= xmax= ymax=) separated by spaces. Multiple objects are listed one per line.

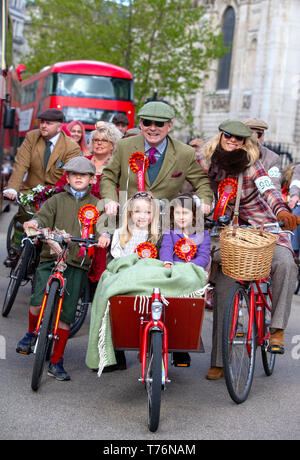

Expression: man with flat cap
xmin=243 ymin=117 xmax=281 ymax=192
xmin=100 ymin=101 xmax=213 ymax=215
xmin=3 ymin=108 xmax=81 ymax=266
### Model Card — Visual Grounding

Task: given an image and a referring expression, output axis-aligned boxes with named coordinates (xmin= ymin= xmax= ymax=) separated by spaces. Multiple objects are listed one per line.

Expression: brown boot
xmin=206 ymin=366 xmax=224 ymax=380
xmin=268 ymin=329 xmax=285 ymax=354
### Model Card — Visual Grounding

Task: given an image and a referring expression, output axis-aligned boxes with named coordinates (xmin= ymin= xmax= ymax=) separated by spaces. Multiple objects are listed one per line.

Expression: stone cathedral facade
xmin=193 ymin=0 xmax=300 ymax=158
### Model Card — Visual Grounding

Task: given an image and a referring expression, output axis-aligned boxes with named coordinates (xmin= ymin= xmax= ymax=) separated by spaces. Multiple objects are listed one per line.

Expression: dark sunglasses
xmin=254 ymin=130 xmax=264 ymax=139
xmin=222 ymin=131 xmax=245 ymax=142
xmin=141 ymin=119 xmax=166 ymax=128
xmin=132 ymin=192 xmax=153 ymax=200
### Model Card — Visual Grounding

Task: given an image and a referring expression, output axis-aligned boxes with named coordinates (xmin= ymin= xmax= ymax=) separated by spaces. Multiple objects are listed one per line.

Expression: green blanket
xmin=85 ymin=254 xmax=208 ymax=375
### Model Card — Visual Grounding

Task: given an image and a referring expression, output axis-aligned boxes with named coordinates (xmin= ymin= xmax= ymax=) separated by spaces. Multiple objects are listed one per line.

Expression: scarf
xmin=208 ymin=144 xmax=249 ymax=197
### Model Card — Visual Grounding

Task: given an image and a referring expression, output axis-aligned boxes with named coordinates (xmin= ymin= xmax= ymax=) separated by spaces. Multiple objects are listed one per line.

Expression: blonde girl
xmin=110 ymin=192 xmax=160 ymax=258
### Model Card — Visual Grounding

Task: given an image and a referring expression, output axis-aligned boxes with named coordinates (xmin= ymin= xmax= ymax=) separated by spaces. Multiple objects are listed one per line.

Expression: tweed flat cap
xmin=63 ymin=156 xmax=96 ymax=175
xmin=38 ymin=108 xmax=64 ymax=122
xmin=138 ymin=101 xmax=175 ymax=122
xmin=219 ymin=120 xmax=253 ymax=138
xmin=243 ymin=118 xmax=269 ymax=131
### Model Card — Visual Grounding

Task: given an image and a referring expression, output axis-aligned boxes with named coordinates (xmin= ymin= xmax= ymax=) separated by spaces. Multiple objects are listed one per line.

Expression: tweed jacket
xmin=199 ymin=157 xmax=292 ymax=250
xmin=100 ymin=134 xmax=213 ymax=205
xmin=6 ymin=129 xmax=81 ymax=192
xmin=33 ymin=185 xmax=101 ymax=270
xmin=259 ymin=145 xmax=281 ymax=192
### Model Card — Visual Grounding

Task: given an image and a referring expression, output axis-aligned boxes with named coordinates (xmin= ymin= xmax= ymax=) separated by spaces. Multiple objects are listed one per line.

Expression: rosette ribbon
xmin=135 ymin=242 xmax=157 ymax=259
xmin=129 ymin=152 xmax=149 ymax=191
xmin=78 ymin=205 xmax=100 ymax=258
xmin=174 ymin=238 xmax=197 ymax=262
xmin=213 ymin=177 xmax=238 ymax=220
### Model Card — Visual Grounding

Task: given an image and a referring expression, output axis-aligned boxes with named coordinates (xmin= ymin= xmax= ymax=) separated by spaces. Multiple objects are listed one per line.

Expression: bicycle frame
xmin=230 ymin=277 xmax=272 ymax=356
xmin=34 ymin=252 xmax=67 ymax=343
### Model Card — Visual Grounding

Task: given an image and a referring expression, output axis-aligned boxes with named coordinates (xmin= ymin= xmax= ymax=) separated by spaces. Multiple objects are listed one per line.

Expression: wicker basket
xmin=220 ymin=226 xmax=278 ymax=281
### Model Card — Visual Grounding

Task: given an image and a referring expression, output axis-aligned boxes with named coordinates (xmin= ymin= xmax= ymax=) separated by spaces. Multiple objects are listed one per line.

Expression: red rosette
xmin=129 ymin=152 xmax=149 ymax=191
xmin=213 ymin=177 xmax=238 ymax=220
xmin=174 ymin=238 xmax=197 ymax=262
xmin=135 ymin=242 xmax=157 ymax=259
xmin=78 ymin=205 xmax=100 ymax=258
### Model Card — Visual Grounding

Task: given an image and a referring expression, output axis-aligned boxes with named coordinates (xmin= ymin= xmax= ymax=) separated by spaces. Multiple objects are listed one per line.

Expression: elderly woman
xmin=67 ymin=120 xmax=89 ymax=156
xmin=199 ymin=120 xmax=298 ymax=380
xmin=86 ymin=124 xmax=122 ymax=198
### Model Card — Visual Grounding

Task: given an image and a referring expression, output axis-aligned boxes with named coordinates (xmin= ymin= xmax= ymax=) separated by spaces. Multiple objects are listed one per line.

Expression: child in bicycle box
xmin=159 ymin=192 xmax=211 ymax=269
xmin=159 ymin=192 xmax=210 ymax=367
xmin=110 ymin=191 xmax=161 ymax=258
xmin=16 ymin=157 xmax=105 ymax=381
xmin=89 ymin=191 xmax=161 ymax=373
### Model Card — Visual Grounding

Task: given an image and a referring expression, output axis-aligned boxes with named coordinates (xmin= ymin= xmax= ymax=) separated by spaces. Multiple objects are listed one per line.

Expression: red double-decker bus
xmin=19 ymin=60 xmax=135 ymax=137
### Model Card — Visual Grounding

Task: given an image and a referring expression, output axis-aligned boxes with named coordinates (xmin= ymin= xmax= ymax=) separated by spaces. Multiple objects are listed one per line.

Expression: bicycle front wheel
xmin=146 ymin=330 xmax=163 ymax=432
xmin=222 ymin=283 xmax=256 ymax=404
xmin=31 ymin=280 xmax=60 ymax=392
xmin=2 ymin=239 xmax=32 ymax=317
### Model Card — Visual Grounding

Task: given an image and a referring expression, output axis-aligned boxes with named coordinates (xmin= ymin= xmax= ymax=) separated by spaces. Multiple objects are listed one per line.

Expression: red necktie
xmin=148 ymin=147 xmax=157 ymax=164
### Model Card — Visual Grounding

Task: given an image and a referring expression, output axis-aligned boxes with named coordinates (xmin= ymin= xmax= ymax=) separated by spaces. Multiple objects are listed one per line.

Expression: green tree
xmin=25 ymin=0 xmax=226 ymax=127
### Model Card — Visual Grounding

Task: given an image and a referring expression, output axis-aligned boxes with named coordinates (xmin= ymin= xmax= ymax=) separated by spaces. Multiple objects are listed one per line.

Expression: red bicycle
xmin=31 ymin=229 xmax=98 ymax=392
xmin=222 ymin=222 xmax=292 ymax=404
xmin=110 ymin=289 xmax=205 ymax=432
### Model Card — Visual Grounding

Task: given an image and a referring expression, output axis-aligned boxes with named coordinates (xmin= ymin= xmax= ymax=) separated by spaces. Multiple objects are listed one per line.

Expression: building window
xmin=217 ymin=6 xmax=235 ymax=90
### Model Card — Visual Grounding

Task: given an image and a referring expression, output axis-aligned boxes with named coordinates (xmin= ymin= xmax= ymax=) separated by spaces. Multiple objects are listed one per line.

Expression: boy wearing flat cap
xmin=16 ymin=157 xmax=103 ymax=381
xmin=100 ymin=100 xmax=212 ymax=216
xmin=3 ymin=108 xmax=80 ymax=267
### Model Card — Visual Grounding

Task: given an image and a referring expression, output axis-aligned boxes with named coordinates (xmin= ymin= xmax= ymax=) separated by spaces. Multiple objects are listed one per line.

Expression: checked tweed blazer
xmin=6 ymin=129 xmax=81 ymax=193
xmin=100 ymin=134 xmax=213 ymax=204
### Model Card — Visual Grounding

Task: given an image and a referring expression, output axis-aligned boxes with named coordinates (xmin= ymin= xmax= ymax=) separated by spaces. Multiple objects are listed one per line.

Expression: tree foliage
xmin=25 ymin=0 xmax=226 ymax=127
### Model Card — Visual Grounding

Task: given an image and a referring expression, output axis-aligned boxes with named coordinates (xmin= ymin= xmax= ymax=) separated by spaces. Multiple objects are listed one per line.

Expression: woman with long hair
xmin=199 ymin=120 xmax=298 ymax=380
xmin=67 ymin=120 xmax=89 ymax=156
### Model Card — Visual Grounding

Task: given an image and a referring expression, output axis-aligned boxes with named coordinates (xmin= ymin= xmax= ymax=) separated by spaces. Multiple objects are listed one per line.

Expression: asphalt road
xmin=0 ymin=204 xmax=300 ymax=442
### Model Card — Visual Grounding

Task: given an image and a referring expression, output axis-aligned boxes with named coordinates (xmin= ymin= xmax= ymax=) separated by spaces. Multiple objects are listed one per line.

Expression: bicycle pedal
xmin=268 ymin=345 xmax=285 ymax=355
xmin=173 ymin=362 xmax=190 ymax=368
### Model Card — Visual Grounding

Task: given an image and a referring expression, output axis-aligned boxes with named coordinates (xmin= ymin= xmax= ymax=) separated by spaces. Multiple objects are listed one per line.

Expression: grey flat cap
xmin=63 ymin=156 xmax=96 ymax=174
xmin=138 ymin=101 xmax=175 ymax=122
xmin=243 ymin=118 xmax=269 ymax=131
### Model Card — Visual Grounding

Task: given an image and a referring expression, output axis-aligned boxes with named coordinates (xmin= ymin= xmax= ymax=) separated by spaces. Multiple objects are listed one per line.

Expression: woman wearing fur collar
xmin=198 ymin=120 xmax=299 ymax=380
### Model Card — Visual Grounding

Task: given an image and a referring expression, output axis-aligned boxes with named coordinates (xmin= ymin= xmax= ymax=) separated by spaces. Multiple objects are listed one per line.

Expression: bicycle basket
xmin=220 ymin=226 xmax=278 ymax=281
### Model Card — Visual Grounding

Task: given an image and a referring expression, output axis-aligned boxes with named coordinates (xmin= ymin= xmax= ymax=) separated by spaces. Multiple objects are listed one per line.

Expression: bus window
xmin=53 ymin=73 xmax=133 ymax=101
xmin=37 ymin=73 xmax=53 ymax=114
xmin=21 ymin=80 xmax=39 ymax=105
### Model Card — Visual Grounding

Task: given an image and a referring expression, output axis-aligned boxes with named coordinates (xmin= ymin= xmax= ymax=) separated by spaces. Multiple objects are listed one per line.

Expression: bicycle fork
xmin=138 ymin=289 xmax=169 ymax=386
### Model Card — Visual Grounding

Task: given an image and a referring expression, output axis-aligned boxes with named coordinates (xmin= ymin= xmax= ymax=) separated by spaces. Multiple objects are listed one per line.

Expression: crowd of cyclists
xmin=2 ymin=100 xmax=300 ymax=384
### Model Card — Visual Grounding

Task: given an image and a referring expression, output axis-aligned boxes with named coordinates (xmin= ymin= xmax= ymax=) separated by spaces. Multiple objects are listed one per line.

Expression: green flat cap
xmin=63 ymin=156 xmax=96 ymax=175
xmin=219 ymin=120 xmax=253 ymax=138
xmin=138 ymin=101 xmax=175 ymax=122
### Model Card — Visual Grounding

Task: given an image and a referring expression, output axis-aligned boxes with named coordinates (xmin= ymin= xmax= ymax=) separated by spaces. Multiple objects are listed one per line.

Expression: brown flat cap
xmin=38 ymin=108 xmax=64 ymax=122
xmin=243 ymin=118 xmax=269 ymax=131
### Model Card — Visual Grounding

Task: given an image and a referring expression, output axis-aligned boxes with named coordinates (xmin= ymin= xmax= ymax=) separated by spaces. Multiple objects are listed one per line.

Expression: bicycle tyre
xmin=261 ymin=297 xmax=276 ymax=376
xmin=146 ymin=330 xmax=162 ymax=432
xmin=222 ymin=283 xmax=256 ymax=404
xmin=69 ymin=280 xmax=90 ymax=338
xmin=6 ymin=215 xmax=15 ymax=254
xmin=2 ymin=239 xmax=33 ymax=317
xmin=31 ymin=280 xmax=60 ymax=392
